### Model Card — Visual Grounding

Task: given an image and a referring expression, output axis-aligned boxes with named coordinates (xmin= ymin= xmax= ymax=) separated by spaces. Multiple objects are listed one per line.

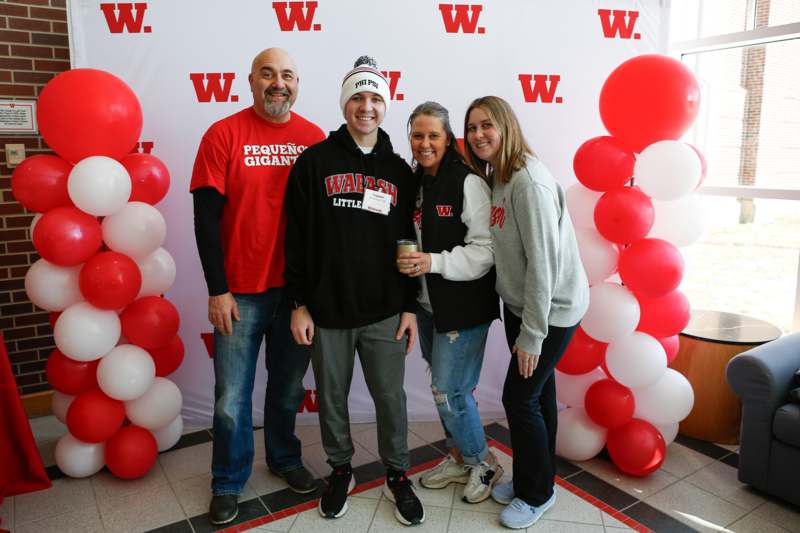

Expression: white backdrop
xmin=68 ymin=0 xmax=669 ymax=426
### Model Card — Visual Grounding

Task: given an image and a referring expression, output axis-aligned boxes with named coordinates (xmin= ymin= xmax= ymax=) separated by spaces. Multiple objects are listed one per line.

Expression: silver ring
xmin=415 ymin=265 xmax=420 ymax=272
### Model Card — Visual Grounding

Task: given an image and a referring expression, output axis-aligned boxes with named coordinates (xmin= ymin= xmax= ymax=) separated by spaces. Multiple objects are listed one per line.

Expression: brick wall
xmin=0 ymin=0 xmax=68 ymax=396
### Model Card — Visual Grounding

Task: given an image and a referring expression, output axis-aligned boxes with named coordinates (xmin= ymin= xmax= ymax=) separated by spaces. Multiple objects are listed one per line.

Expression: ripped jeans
xmin=416 ymin=304 xmax=491 ymax=465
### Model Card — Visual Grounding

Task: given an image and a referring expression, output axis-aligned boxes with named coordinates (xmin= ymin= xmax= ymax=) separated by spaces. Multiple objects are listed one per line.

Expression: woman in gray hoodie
xmin=463 ymin=96 xmax=589 ymax=529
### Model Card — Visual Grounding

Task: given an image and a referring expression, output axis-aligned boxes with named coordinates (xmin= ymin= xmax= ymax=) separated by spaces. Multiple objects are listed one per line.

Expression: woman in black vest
xmin=397 ymin=101 xmax=501 ymax=503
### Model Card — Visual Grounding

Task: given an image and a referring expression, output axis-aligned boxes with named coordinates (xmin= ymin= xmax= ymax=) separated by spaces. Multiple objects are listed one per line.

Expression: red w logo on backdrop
xmin=298 ymin=390 xmax=319 ymax=413
xmin=189 ymin=73 xmax=238 ymax=103
xmin=272 ymin=1 xmax=321 ymax=31
xmin=130 ymin=141 xmax=154 ymax=154
xmin=380 ymin=71 xmax=404 ymax=101
xmin=438 ymin=4 xmax=485 ymax=34
xmin=201 ymin=332 xmax=214 ymax=357
xmin=598 ymin=9 xmax=641 ymax=39
xmin=518 ymin=74 xmax=563 ymax=104
xmin=100 ymin=3 xmax=151 ymax=33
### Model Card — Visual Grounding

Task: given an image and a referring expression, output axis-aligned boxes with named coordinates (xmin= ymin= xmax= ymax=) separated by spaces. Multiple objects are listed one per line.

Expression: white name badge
xmin=362 ymin=188 xmax=392 ymax=215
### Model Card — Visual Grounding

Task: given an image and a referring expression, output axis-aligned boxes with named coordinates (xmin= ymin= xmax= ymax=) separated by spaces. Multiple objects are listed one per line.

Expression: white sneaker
xmin=462 ymin=459 xmax=504 ymax=503
xmin=420 ymin=455 xmax=469 ymax=489
xmin=499 ymin=493 xmax=557 ymax=529
xmin=491 ymin=480 xmax=515 ymax=505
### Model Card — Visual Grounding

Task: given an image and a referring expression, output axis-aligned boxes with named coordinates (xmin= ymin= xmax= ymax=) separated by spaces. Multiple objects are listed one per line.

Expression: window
xmin=669 ymin=0 xmax=800 ymax=331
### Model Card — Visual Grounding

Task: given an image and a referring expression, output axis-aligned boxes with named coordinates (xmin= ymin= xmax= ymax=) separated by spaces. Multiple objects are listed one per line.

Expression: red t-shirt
xmin=190 ymin=108 xmax=325 ymax=293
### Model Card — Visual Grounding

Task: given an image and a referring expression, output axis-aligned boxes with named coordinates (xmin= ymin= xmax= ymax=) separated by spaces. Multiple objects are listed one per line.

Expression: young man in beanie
xmin=191 ymin=48 xmax=325 ymax=525
xmin=284 ymin=56 xmax=424 ymax=525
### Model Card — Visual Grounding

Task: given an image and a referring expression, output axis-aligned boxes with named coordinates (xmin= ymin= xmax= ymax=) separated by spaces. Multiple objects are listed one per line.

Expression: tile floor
xmin=1 ymin=416 xmax=798 ymax=533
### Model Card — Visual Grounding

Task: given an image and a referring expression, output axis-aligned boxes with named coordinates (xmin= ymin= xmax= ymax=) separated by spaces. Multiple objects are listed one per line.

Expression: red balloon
xmin=121 ymin=296 xmax=180 ymax=349
xmin=46 ymin=348 xmax=99 ymax=395
xmin=37 ymin=69 xmax=142 ymax=163
xmin=637 ymin=290 xmax=690 ymax=338
xmin=122 ymin=154 xmax=171 ymax=205
xmin=148 ymin=335 xmax=185 ymax=376
xmin=599 ymin=54 xmax=701 ymax=153
xmin=585 ymin=379 xmax=635 ymax=429
xmin=573 ymin=136 xmax=635 ymax=192
xmin=607 ymin=419 xmax=666 ymax=477
xmin=688 ymin=144 xmax=707 ymax=189
xmin=79 ymin=252 xmax=142 ymax=310
xmin=594 ymin=186 xmax=654 ymax=244
xmin=619 ymin=238 xmax=684 ymax=298
xmin=557 ymin=327 xmax=607 ymax=375
xmin=32 ymin=207 xmax=102 ymax=266
xmin=11 ymin=155 xmax=73 ymax=213
xmin=66 ymin=387 xmax=125 ymax=443
xmin=659 ymin=335 xmax=680 ymax=365
xmin=105 ymin=425 xmax=158 ymax=479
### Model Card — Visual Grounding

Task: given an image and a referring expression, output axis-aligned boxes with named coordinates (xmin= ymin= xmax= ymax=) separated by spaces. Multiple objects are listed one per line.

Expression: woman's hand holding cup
xmin=397 ymin=240 xmax=431 ymax=278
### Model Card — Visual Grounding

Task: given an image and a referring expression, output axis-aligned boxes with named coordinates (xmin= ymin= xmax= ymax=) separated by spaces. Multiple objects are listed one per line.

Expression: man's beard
xmin=263 ymin=89 xmax=292 ymax=117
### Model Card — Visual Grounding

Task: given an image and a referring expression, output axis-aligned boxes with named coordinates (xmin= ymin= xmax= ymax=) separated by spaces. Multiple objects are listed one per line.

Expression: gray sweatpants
xmin=311 ymin=313 xmax=410 ymax=472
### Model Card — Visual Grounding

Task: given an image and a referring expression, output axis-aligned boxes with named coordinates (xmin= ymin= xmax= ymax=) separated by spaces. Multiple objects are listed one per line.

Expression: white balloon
xmin=556 ymin=367 xmax=606 ymax=408
xmin=24 ymin=259 xmax=83 ymax=311
xmin=566 ymin=184 xmax=602 ymax=230
xmin=655 ymin=422 xmax=680 ymax=446
xmin=54 ymin=301 xmax=120 ymax=361
xmin=97 ymin=344 xmax=156 ymax=401
xmin=152 ymin=414 xmax=183 ymax=452
xmin=136 ymin=247 xmax=176 ymax=297
xmin=581 ymin=283 xmax=640 ymax=342
xmin=54 ymin=432 xmax=105 ymax=478
xmin=649 ymin=194 xmax=707 ymax=247
xmin=555 ymin=407 xmax=607 ymax=461
xmin=125 ymin=377 xmax=182 ymax=430
xmin=102 ymin=201 xmax=166 ymax=259
xmin=634 ymin=141 xmax=702 ymax=201
xmin=67 ymin=156 xmax=131 ymax=216
xmin=633 ymin=368 xmax=695 ymax=426
xmin=606 ymin=332 xmax=667 ymax=389
xmin=52 ymin=391 xmax=74 ymax=424
xmin=574 ymin=227 xmax=619 ymax=285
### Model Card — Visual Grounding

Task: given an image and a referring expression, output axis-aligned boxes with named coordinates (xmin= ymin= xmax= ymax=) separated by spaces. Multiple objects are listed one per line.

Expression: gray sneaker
xmin=491 ymin=480 xmax=515 ymax=505
xmin=463 ymin=460 xmax=504 ymax=503
xmin=420 ymin=455 xmax=469 ymax=489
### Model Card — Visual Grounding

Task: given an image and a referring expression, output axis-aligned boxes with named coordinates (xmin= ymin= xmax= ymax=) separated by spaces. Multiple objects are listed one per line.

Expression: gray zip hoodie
xmin=490 ymin=157 xmax=589 ymax=355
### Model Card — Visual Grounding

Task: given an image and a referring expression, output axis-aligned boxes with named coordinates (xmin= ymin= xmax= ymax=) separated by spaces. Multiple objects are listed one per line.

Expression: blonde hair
xmin=463 ymin=96 xmax=533 ymax=184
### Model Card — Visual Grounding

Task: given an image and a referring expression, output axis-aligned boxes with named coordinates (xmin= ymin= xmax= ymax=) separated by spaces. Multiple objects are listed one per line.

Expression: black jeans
xmin=501 ymin=305 xmax=578 ymax=506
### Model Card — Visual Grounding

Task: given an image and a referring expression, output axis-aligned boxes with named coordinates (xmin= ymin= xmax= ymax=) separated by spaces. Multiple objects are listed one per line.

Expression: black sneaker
xmin=209 ymin=494 xmax=238 ymax=525
xmin=272 ymin=466 xmax=317 ymax=494
xmin=318 ymin=464 xmax=355 ymax=519
xmin=383 ymin=469 xmax=425 ymax=526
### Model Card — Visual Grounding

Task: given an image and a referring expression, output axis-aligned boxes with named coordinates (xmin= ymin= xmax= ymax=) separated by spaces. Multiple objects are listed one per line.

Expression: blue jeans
xmin=211 ymin=288 xmax=310 ymax=496
xmin=416 ymin=305 xmax=491 ymax=465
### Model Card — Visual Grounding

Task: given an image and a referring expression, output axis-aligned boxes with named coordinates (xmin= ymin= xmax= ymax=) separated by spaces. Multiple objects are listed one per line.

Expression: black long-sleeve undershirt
xmin=192 ymin=187 xmax=229 ymax=296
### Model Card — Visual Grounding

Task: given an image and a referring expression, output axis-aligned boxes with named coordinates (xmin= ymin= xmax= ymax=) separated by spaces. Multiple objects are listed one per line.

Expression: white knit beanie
xmin=339 ymin=55 xmax=391 ymax=114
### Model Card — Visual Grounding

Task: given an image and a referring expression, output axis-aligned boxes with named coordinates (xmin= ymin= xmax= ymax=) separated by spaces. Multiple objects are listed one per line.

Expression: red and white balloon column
xmin=556 ymin=55 xmax=705 ymax=476
xmin=12 ymin=69 xmax=184 ymax=480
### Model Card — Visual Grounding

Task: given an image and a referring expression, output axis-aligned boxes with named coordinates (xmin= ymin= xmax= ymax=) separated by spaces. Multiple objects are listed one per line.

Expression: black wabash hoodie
xmin=284 ymin=124 xmax=418 ymax=328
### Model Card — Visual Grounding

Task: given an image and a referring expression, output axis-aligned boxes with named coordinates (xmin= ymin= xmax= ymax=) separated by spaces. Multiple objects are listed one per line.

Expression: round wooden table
xmin=670 ymin=309 xmax=782 ymax=444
